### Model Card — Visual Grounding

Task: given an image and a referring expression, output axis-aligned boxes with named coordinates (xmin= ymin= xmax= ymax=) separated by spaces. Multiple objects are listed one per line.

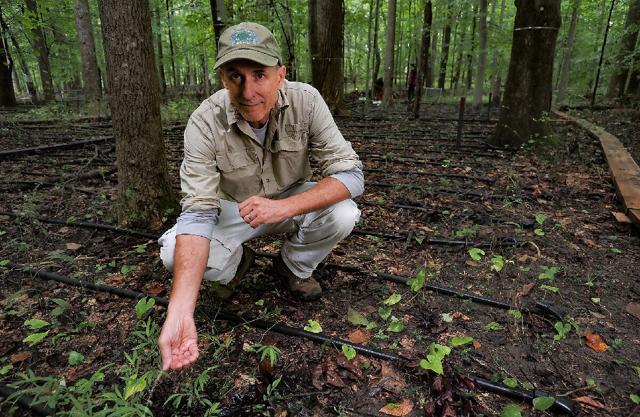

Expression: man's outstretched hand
xmin=159 ymin=313 xmax=199 ymax=371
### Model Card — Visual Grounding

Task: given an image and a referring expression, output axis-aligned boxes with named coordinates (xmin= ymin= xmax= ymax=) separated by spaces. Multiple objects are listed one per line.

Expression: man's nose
xmin=241 ymin=79 xmax=256 ymax=100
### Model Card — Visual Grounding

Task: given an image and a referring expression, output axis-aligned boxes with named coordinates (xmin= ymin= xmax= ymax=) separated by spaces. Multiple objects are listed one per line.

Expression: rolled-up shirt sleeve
xmin=180 ymin=115 xmax=221 ymax=212
xmin=330 ymin=166 xmax=364 ymax=198
xmin=307 ymin=88 xmax=362 ymax=177
xmin=175 ymin=209 xmax=219 ymax=239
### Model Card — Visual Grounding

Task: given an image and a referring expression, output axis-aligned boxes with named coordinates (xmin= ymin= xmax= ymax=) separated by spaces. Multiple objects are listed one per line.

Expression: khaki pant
xmin=158 ymin=182 xmax=360 ymax=284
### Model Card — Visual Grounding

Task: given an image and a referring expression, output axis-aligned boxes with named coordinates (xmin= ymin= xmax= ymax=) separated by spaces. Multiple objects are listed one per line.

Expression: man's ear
xmin=277 ymin=65 xmax=287 ymax=87
xmin=218 ymin=69 xmax=228 ymax=89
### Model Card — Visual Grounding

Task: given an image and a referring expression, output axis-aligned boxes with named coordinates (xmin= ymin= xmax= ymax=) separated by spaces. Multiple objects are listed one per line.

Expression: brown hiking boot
xmin=211 ymin=245 xmax=255 ymax=299
xmin=273 ymin=253 xmax=322 ymax=301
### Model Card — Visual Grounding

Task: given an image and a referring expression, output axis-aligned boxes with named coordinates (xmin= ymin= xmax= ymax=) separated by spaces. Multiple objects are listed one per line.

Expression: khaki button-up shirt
xmin=179 ymin=81 xmax=362 ymax=212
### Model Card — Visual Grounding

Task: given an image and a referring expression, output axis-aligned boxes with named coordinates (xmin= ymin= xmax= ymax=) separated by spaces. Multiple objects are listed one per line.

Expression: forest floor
xmin=0 ymin=101 xmax=639 ymax=417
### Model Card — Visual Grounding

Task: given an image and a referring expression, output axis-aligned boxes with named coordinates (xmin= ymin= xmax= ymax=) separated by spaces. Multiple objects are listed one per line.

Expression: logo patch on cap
xmin=231 ymin=29 xmax=258 ymax=46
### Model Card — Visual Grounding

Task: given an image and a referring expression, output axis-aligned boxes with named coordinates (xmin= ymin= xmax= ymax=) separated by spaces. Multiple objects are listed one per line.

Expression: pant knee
xmin=327 ymin=200 xmax=360 ymax=238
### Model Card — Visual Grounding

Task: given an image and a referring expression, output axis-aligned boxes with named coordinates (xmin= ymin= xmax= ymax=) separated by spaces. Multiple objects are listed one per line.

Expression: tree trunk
xmin=0 ymin=8 xmax=35 ymax=101
xmin=309 ymin=0 xmax=343 ymax=112
xmin=371 ymin=0 xmax=381 ymax=93
xmin=99 ymin=0 xmax=176 ymax=229
xmin=606 ymin=0 xmax=640 ymax=97
xmin=210 ymin=0 xmax=227 ymax=52
xmin=382 ymin=0 xmax=396 ymax=107
xmin=165 ymin=0 xmax=178 ymax=88
xmin=438 ymin=3 xmax=452 ymax=90
xmin=75 ymin=0 xmax=102 ymax=102
xmin=412 ymin=1 xmax=432 ymax=118
xmin=490 ymin=0 xmax=506 ymax=106
xmin=556 ymin=0 xmax=581 ymax=104
xmin=452 ymin=8 xmax=467 ymax=93
xmin=472 ymin=0 xmax=488 ymax=109
xmin=154 ymin=6 xmax=167 ymax=97
xmin=428 ymin=29 xmax=437 ymax=87
xmin=271 ymin=0 xmax=296 ymax=79
xmin=365 ymin=0 xmax=374 ymax=98
xmin=465 ymin=4 xmax=478 ymax=91
xmin=0 ymin=14 xmax=16 ymax=106
xmin=25 ymin=0 xmax=54 ymax=102
xmin=489 ymin=0 xmax=561 ymax=148
xmin=201 ymin=46 xmax=210 ymax=97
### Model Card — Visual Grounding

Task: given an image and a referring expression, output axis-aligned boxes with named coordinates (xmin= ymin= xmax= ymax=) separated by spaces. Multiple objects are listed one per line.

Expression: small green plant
xmin=538 ymin=266 xmax=560 ymax=280
xmin=553 ymin=321 xmax=571 ymax=341
xmin=135 ymin=297 xmax=155 ymax=320
xmin=407 ymin=270 xmax=426 ymax=292
xmin=51 ymin=298 xmax=71 ymax=317
xmin=490 ymin=255 xmax=505 ymax=272
xmin=342 ymin=345 xmax=357 ymax=360
xmin=366 ymin=235 xmax=381 ymax=243
xmin=540 ymin=284 xmax=559 ymax=293
xmin=484 ymin=322 xmax=503 ymax=331
xmin=120 ymin=265 xmax=135 ymax=275
xmin=450 ymin=336 xmax=473 ymax=347
xmin=468 ymin=248 xmax=485 ymax=261
xmin=631 ymin=394 xmax=640 ymax=405
xmin=500 ymin=404 xmax=522 ymax=417
xmin=134 ymin=244 xmax=147 ymax=254
xmin=248 ymin=343 xmax=281 ymax=367
xmin=508 ymin=309 xmax=522 ymax=320
xmin=383 ymin=294 xmax=402 ymax=306
xmin=378 ymin=305 xmax=392 ymax=320
xmin=0 ymin=259 xmax=9 ymax=267
xmin=454 ymin=225 xmax=478 ymax=239
xmin=503 ymin=377 xmax=518 ymax=388
xmin=387 ymin=317 xmax=404 ymax=333
xmin=68 ymin=351 xmax=85 ymax=366
xmin=419 ymin=343 xmax=451 ymax=375
xmin=304 ymin=320 xmax=322 ymax=333
xmin=347 ymin=308 xmax=369 ymax=326
xmin=533 ymin=396 xmax=555 ymax=411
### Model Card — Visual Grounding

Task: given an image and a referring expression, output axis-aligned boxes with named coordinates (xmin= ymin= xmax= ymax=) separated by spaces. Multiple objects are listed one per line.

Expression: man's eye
xmin=256 ymin=73 xmax=266 ymax=79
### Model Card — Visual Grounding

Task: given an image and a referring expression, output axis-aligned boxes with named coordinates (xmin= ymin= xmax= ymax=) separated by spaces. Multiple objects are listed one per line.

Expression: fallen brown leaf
xmin=625 ymin=302 xmax=640 ymax=321
xmin=348 ymin=329 xmax=370 ymax=345
xmin=380 ymin=363 xmax=407 ymax=393
xmin=517 ymin=282 xmax=536 ymax=298
xmin=575 ymin=396 xmax=606 ymax=409
xmin=65 ymin=242 xmax=82 ymax=250
xmin=465 ymin=260 xmax=478 ymax=267
xmin=612 ymin=211 xmax=632 ymax=223
xmin=10 ymin=351 xmax=32 ymax=363
xmin=584 ymin=333 xmax=608 ymax=352
xmin=472 ymin=340 xmax=481 ymax=350
xmin=452 ymin=311 xmax=470 ymax=321
xmin=311 ymin=363 xmax=324 ymax=390
xmin=582 ymin=238 xmax=597 ymax=248
xmin=379 ymin=398 xmax=414 ymax=416
xmin=147 ymin=286 xmax=165 ymax=296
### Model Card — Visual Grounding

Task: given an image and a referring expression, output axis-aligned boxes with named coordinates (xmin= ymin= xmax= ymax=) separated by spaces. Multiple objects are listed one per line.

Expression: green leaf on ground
xmin=68 ymin=351 xmax=85 ymax=365
xmin=0 ymin=259 xmax=9 ymax=267
xmin=450 ymin=336 xmax=473 ymax=347
xmin=534 ymin=228 xmax=545 ymax=236
xmin=508 ymin=309 xmax=522 ymax=320
xmin=124 ymin=376 xmax=147 ymax=400
xmin=304 ymin=320 xmax=322 ymax=333
xmin=378 ymin=306 xmax=392 ymax=320
xmin=533 ymin=396 xmax=555 ymax=411
xmin=503 ymin=377 xmax=518 ymax=388
xmin=631 ymin=394 xmax=640 ymax=405
xmin=24 ymin=319 xmax=49 ymax=330
xmin=342 ymin=345 xmax=356 ymax=360
xmin=23 ymin=331 xmax=49 ymax=347
xmin=484 ymin=322 xmax=503 ymax=331
xmin=540 ymin=284 xmax=559 ymax=293
xmin=468 ymin=248 xmax=485 ymax=261
xmin=383 ymin=294 xmax=402 ymax=306
xmin=387 ymin=318 xmax=404 ymax=333
xmin=538 ymin=266 xmax=560 ymax=280
xmin=0 ymin=365 xmax=13 ymax=376
xmin=490 ymin=255 xmax=505 ymax=272
xmin=535 ymin=213 xmax=548 ymax=225
xmin=135 ymin=297 xmax=155 ymax=320
xmin=347 ymin=308 xmax=369 ymax=326
xmin=407 ymin=270 xmax=426 ymax=292
xmin=500 ymin=404 xmax=522 ymax=417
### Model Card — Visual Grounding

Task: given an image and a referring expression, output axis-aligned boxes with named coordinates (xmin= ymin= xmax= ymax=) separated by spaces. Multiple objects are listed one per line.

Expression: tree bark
xmin=154 ymin=5 xmax=167 ymax=97
xmin=556 ymin=0 xmax=581 ymax=104
xmin=0 ymin=8 xmax=35 ymax=101
xmin=210 ymin=0 xmax=227 ymax=52
xmin=412 ymin=1 xmax=432 ymax=118
xmin=0 ymin=12 xmax=16 ymax=106
xmin=438 ymin=2 xmax=452 ymax=90
xmin=472 ymin=0 xmax=488 ymax=109
xmin=489 ymin=0 xmax=561 ymax=148
xmin=25 ymin=0 xmax=54 ymax=102
xmin=309 ymin=0 xmax=343 ymax=112
xmin=465 ymin=4 xmax=478 ymax=91
xmin=606 ymin=0 xmax=640 ymax=97
xmin=452 ymin=8 xmax=467 ymax=93
xmin=428 ymin=29 xmax=437 ymax=87
xmin=99 ymin=0 xmax=176 ymax=229
xmin=371 ymin=0 xmax=381 ymax=93
xmin=75 ymin=0 xmax=102 ymax=102
xmin=365 ymin=0 xmax=374 ymax=98
xmin=165 ymin=0 xmax=178 ymax=88
xmin=490 ymin=0 xmax=506 ymax=106
xmin=382 ymin=0 xmax=397 ymax=107
xmin=271 ymin=0 xmax=296 ymax=80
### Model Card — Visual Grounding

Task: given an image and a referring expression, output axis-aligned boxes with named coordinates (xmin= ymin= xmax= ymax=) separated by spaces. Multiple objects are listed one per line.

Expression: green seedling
xmin=441 ymin=313 xmax=454 ymax=323
xmin=534 ymin=228 xmax=545 ymax=236
xmin=255 ymin=299 xmax=264 ymax=306
xmin=414 ymin=233 xmax=426 ymax=245
xmin=378 ymin=306 xmax=392 ymax=320
xmin=304 ymin=320 xmax=322 ymax=333
xmin=383 ymin=294 xmax=402 ymax=306
xmin=503 ymin=377 xmax=518 ymax=388
xmin=633 ymin=366 xmax=640 ymax=379
xmin=23 ymin=331 xmax=49 ymax=347
xmin=468 ymin=248 xmax=485 ymax=261
xmin=454 ymin=225 xmax=478 ymax=239
xmin=0 ymin=259 xmax=9 ymax=267
xmin=134 ymin=244 xmax=147 ymax=254
xmin=631 ymin=394 xmax=640 ymax=405
xmin=484 ymin=322 xmax=503 ymax=331
xmin=51 ymin=298 xmax=71 ymax=317
xmin=366 ymin=235 xmax=381 ymax=243
xmin=500 ymin=404 xmax=522 ymax=417
xmin=68 ymin=351 xmax=85 ymax=365
xmin=590 ymin=297 xmax=600 ymax=304
xmin=120 ymin=265 xmax=134 ymax=274
xmin=490 ymin=255 xmax=505 ymax=272
xmin=540 ymin=284 xmax=559 ymax=293
xmin=0 ymin=364 xmax=13 ymax=376
xmin=123 ymin=374 xmax=147 ymax=400
xmin=538 ymin=266 xmax=560 ymax=280
xmin=248 ymin=343 xmax=281 ymax=367
xmin=135 ymin=297 xmax=155 ymax=320
xmin=24 ymin=319 xmax=49 ymax=330
xmin=553 ymin=321 xmax=571 ymax=341
xmin=450 ymin=336 xmax=473 ymax=347
xmin=419 ymin=343 xmax=451 ymax=375
xmin=342 ymin=345 xmax=356 ymax=360
xmin=347 ymin=308 xmax=369 ymax=326
xmin=407 ymin=270 xmax=426 ymax=292
xmin=387 ymin=318 xmax=404 ymax=333
xmin=535 ymin=213 xmax=548 ymax=225
xmin=533 ymin=396 xmax=555 ymax=411
xmin=508 ymin=309 xmax=522 ymax=320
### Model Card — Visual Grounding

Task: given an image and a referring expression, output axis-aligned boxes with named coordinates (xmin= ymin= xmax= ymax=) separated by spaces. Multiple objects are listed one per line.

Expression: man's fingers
xmin=159 ymin=339 xmax=172 ymax=371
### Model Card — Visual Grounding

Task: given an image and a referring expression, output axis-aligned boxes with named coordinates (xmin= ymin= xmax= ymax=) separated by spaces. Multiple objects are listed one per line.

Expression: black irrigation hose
xmin=367 ymin=182 xmax=495 ymax=199
xmin=9 ymin=264 xmax=576 ymax=415
xmin=0 ymin=383 xmax=54 ymax=416
xmin=0 ymin=137 xmax=112 ymax=159
xmin=364 ymin=167 xmax=496 ymax=184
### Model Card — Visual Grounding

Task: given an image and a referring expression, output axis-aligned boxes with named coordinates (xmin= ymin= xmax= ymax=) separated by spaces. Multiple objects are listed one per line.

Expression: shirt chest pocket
xmin=272 ymin=123 xmax=308 ymax=153
xmin=215 ymin=150 xmax=256 ymax=172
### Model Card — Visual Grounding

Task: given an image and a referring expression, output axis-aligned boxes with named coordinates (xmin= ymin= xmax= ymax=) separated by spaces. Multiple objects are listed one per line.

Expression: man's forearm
xmin=282 ymin=177 xmax=351 ymax=218
xmin=167 ymin=235 xmax=210 ymax=315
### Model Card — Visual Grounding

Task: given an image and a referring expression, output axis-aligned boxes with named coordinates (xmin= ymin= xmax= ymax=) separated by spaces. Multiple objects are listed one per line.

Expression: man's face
xmin=220 ymin=60 xmax=286 ymax=128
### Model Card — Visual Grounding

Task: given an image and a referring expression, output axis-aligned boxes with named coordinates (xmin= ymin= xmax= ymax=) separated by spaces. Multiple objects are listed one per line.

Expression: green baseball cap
xmin=214 ymin=22 xmax=282 ymax=70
